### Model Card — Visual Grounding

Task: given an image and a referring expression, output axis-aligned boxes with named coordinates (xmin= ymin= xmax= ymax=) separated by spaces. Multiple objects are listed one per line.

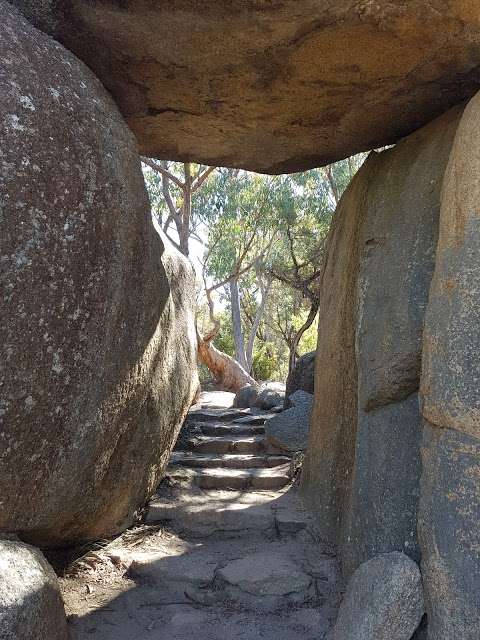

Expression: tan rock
xmin=11 ymin=0 xmax=480 ymax=172
xmin=300 ymin=149 xmax=372 ymax=542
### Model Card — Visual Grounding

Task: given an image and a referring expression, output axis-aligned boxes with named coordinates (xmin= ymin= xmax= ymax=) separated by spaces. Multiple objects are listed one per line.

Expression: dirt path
xmin=60 ymin=393 xmax=341 ymax=640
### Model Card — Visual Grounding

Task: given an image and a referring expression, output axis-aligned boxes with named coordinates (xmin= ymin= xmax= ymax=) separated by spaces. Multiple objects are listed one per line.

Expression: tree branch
xmin=323 ymin=165 xmax=340 ymax=206
xmin=192 ymin=166 xmax=216 ymax=193
xmin=141 ymin=157 xmax=185 ymax=190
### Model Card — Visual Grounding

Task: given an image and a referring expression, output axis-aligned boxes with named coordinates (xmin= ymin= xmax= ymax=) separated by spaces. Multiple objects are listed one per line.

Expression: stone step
xmin=146 ymin=488 xmax=281 ymax=533
xmin=187 ymin=408 xmax=251 ymax=424
xmin=170 ymin=451 xmax=291 ymax=470
xmin=186 ymin=435 xmax=266 ymax=454
xmin=197 ymin=423 xmax=265 ymax=437
xmin=232 ymin=414 xmax=272 ymax=425
xmin=166 ymin=464 xmax=293 ymax=491
xmin=146 ymin=486 xmax=314 ymax=539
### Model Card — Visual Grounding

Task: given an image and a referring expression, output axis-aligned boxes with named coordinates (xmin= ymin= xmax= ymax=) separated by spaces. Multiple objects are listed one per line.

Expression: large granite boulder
xmin=285 ymin=351 xmax=315 ymax=406
xmin=301 ymin=105 xmax=463 ymax=573
xmin=419 ymin=91 xmax=480 ymax=640
xmin=330 ymin=552 xmax=424 ymax=640
xmin=0 ymin=539 xmax=69 ymax=640
xmin=10 ymin=1 xmax=480 ymax=173
xmin=421 ymin=91 xmax=480 ymax=439
xmin=0 ymin=3 xmax=198 ymax=547
xmin=265 ymin=391 xmax=313 ymax=453
xmin=300 ymin=152 xmax=371 ymax=546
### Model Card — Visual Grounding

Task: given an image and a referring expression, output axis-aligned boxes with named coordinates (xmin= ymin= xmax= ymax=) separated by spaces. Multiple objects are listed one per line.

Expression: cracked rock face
xmin=419 ymin=90 xmax=480 ymax=640
xmin=215 ymin=550 xmax=314 ymax=609
xmin=10 ymin=0 xmax=480 ymax=173
xmin=301 ymin=105 xmax=464 ymax=574
xmin=0 ymin=2 xmax=198 ymax=547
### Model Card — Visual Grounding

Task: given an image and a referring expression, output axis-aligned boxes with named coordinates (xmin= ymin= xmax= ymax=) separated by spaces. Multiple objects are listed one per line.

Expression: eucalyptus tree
xmin=141 ymin=158 xmax=215 ymax=257
xmin=141 ymin=153 xmax=366 ymax=387
xmin=195 ymin=168 xmax=278 ymax=383
xmin=265 ymin=154 xmax=366 ymax=372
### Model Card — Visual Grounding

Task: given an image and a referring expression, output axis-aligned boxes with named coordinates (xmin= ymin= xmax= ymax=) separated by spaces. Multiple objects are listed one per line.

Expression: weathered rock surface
xmin=233 ymin=384 xmax=260 ymax=408
xmin=0 ymin=539 xmax=69 ymax=640
xmin=146 ymin=488 xmax=277 ymax=536
xmin=215 ymin=550 xmax=313 ymax=610
xmin=302 ymin=106 xmax=463 ymax=572
xmin=301 ymin=153 xmax=370 ymax=544
xmin=342 ymin=108 xmax=462 ymax=572
xmin=255 ymin=383 xmax=286 ymax=410
xmin=285 ymin=351 xmax=315 ymax=406
xmin=130 ymin=547 xmax=218 ymax=587
xmin=265 ymin=391 xmax=313 ymax=453
xmin=421 ymin=91 xmax=480 ymax=439
xmin=10 ymin=1 xmax=480 ymax=173
xmin=62 ymin=466 xmax=340 ymax=638
xmin=330 ymin=552 xmax=424 ymax=640
xmin=0 ymin=2 xmax=198 ymax=546
xmin=418 ymin=425 xmax=480 ymax=640
xmin=345 ymin=394 xmax=423 ymax=572
xmin=419 ymin=91 xmax=480 ymax=640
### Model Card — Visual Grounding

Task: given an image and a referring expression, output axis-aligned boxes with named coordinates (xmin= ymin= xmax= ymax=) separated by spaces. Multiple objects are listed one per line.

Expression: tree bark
xmin=197 ymin=335 xmax=256 ymax=392
xmin=245 ymin=275 xmax=272 ymax=372
xmin=287 ymin=301 xmax=319 ymax=375
xmin=229 ymin=278 xmax=248 ymax=370
xmin=178 ymin=162 xmax=192 ymax=257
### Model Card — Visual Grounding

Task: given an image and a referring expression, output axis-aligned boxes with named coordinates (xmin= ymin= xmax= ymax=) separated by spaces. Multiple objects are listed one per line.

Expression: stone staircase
xmin=165 ymin=404 xmax=293 ymax=491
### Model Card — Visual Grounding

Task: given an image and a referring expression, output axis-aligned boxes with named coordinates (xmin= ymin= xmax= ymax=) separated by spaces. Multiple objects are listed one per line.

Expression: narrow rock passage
xmin=61 ymin=392 xmax=341 ymax=640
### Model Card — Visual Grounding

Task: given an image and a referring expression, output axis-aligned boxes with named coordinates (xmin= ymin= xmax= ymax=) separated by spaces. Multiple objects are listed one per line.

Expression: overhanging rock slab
xmin=11 ymin=0 xmax=480 ymax=173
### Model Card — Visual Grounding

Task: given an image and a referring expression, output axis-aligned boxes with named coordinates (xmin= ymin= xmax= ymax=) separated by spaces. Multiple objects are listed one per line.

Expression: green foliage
xmin=142 ymin=154 xmax=366 ymax=383
xmin=294 ymin=309 xmax=319 ymax=355
xmin=251 ymin=342 xmax=278 ymax=381
xmin=214 ymin=314 xmax=235 ymax=358
xmin=197 ymin=362 xmax=213 ymax=385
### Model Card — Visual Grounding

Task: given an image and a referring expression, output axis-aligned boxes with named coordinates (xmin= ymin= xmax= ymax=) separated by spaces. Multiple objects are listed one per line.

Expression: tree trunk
xmin=287 ymin=302 xmax=319 ymax=375
xmin=287 ymin=339 xmax=300 ymax=376
xmin=229 ymin=278 xmax=248 ymax=370
xmin=197 ymin=336 xmax=256 ymax=392
xmin=178 ymin=162 xmax=192 ymax=257
xmin=245 ymin=277 xmax=272 ymax=372
xmin=178 ymin=216 xmax=190 ymax=257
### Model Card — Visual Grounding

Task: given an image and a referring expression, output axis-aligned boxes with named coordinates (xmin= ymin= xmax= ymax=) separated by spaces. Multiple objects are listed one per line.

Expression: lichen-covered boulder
xmin=0 ymin=539 xmax=69 ymax=640
xmin=0 ymin=2 xmax=198 ymax=547
xmin=330 ymin=552 xmax=424 ymax=640
xmin=10 ymin=1 xmax=480 ymax=173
